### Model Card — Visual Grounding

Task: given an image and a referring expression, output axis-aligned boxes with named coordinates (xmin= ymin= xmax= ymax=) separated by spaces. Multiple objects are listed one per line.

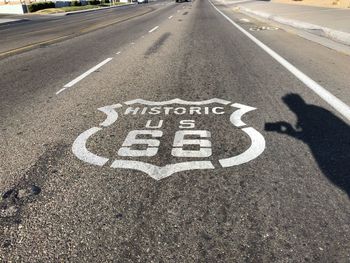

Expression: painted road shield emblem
xmin=72 ymin=98 xmax=265 ymax=180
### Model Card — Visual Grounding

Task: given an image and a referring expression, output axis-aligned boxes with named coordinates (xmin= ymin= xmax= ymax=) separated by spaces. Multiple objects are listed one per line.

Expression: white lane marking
xmin=209 ymin=0 xmax=350 ymax=122
xmin=149 ymin=26 xmax=159 ymax=33
xmin=116 ymin=51 xmax=121 ymax=55
xmin=58 ymin=58 xmax=113 ymax=94
xmin=72 ymin=127 xmax=109 ymax=166
xmin=56 ymin=88 xmax=66 ymax=95
xmin=168 ymin=15 xmax=173 ymax=19
xmin=219 ymin=127 xmax=266 ymax=167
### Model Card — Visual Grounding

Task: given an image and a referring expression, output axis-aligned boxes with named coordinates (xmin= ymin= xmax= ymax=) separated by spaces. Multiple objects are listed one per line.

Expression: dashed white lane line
xmin=168 ymin=15 xmax=173 ymax=19
xmin=56 ymin=87 xmax=66 ymax=95
xmin=116 ymin=51 xmax=121 ymax=55
xmin=149 ymin=26 xmax=159 ymax=33
xmin=57 ymin=58 xmax=113 ymax=95
xmin=209 ymin=0 xmax=350 ymax=122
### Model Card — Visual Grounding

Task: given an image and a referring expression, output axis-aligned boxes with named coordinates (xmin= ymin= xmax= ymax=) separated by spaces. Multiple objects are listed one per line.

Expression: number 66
xmin=118 ymin=130 xmax=212 ymax=158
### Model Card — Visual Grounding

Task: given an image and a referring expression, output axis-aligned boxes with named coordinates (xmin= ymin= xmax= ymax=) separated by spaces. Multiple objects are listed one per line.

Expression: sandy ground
xmin=273 ymin=0 xmax=350 ymax=8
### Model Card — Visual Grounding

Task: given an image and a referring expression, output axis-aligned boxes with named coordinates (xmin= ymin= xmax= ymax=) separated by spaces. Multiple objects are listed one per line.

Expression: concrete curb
xmin=51 ymin=3 xmax=135 ymax=16
xmin=239 ymin=6 xmax=350 ymax=46
xmin=0 ymin=18 xmax=27 ymax=25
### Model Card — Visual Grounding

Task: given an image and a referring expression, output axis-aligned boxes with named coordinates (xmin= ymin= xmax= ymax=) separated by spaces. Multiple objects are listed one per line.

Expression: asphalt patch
xmin=0 ymin=143 xmax=67 ymax=227
xmin=144 ymin=32 xmax=171 ymax=57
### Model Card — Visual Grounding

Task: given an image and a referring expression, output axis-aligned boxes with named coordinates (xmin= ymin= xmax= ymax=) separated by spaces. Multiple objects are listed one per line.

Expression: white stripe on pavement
xmin=56 ymin=87 xmax=66 ymax=95
xmin=57 ymin=58 xmax=113 ymax=95
xmin=168 ymin=15 xmax=173 ymax=19
xmin=209 ymin=0 xmax=350 ymax=122
xmin=149 ymin=26 xmax=159 ymax=33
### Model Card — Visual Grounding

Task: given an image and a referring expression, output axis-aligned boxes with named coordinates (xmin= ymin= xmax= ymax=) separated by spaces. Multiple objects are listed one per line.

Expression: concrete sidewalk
xmin=0 ymin=18 xmax=23 ymax=24
xmin=56 ymin=3 xmax=135 ymax=16
xmin=0 ymin=13 xmax=51 ymax=24
xmin=0 ymin=3 xmax=134 ymax=21
xmin=229 ymin=0 xmax=350 ymax=46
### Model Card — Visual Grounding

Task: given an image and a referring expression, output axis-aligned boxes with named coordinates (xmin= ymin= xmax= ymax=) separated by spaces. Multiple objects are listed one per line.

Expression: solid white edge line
xmin=149 ymin=26 xmax=159 ymax=33
xmin=56 ymin=88 xmax=66 ymax=95
xmin=60 ymin=57 xmax=113 ymax=91
xmin=208 ymin=0 xmax=350 ymax=122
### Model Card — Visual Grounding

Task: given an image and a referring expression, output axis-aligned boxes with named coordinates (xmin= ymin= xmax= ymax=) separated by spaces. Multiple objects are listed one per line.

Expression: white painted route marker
xmin=72 ymin=98 xmax=266 ymax=180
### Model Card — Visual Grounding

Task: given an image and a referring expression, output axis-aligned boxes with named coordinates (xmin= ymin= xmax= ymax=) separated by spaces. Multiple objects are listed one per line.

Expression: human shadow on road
xmin=265 ymin=93 xmax=350 ymax=198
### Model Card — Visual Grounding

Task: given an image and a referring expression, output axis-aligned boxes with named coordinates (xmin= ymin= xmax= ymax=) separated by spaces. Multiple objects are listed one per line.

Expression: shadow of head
xmin=265 ymin=93 xmax=350 ymax=198
xmin=283 ymin=93 xmax=306 ymax=112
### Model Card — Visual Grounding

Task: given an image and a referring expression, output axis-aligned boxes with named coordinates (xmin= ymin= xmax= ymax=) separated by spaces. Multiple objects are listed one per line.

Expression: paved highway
xmin=1 ymin=0 xmax=350 ymax=261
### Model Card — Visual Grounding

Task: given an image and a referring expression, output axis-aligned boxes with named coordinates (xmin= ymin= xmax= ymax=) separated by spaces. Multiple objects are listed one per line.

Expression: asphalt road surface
xmin=1 ymin=0 xmax=350 ymax=261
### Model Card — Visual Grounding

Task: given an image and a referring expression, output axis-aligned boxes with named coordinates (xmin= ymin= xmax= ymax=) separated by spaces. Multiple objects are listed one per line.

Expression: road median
xmin=35 ymin=3 xmax=135 ymax=16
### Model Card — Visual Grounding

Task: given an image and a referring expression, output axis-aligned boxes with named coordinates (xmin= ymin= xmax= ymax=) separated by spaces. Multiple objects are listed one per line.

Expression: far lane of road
xmin=0 ymin=0 xmax=172 ymax=56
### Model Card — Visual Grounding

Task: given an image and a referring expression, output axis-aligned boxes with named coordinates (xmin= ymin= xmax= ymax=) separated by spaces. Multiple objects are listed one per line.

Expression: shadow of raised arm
xmin=265 ymin=121 xmax=302 ymax=139
xmin=265 ymin=93 xmax=350 ymax=198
